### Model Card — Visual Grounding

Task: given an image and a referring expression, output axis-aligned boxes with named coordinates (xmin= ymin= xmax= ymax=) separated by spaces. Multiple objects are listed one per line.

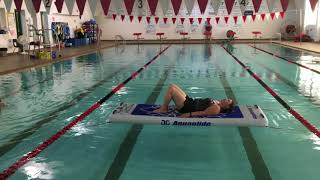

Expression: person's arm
xmin=178 ymin=105 xmax=220 ymax=118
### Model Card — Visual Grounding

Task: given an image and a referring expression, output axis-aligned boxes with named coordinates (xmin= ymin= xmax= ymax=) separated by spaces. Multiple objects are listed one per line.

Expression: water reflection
xmin=22 ymin=158 xmax=63 ymax=180
xmin=203 ymin=44 xmax=212 ymax=61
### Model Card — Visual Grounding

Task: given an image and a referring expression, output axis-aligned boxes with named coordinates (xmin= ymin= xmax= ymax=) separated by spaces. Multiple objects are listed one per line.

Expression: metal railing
xmin=115 ymin=35 xmax=126 ymax=46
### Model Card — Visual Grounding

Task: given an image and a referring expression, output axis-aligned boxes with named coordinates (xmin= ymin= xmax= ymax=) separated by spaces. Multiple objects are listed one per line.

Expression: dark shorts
xmin=178 ymin=96 xmax=196 ymax=113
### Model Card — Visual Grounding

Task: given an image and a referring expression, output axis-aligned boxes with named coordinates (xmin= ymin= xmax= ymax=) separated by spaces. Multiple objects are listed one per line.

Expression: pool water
xmin=0 ymin=43 xmax=319 ymax=180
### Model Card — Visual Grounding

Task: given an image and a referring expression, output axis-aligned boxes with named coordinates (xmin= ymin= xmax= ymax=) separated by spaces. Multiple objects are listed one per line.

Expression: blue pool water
xmin=0 ymin=43 xmax=319 ymax=180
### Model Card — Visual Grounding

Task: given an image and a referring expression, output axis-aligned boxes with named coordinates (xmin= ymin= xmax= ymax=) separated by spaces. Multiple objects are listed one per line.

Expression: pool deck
xmin=1 ymin=39 xmax=320 ymax=75
xmin=0 ymin=41 xmax=115 ymax=75
xmin=272 ymin=41 xmax=320 ymax=54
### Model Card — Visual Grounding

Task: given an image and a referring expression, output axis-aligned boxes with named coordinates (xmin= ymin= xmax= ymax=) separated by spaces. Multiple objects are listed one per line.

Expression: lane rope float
xmin=222 ymin=45 xmax=320 ymax=138
xmin=0 ymin=45 xmax=171 ymax=180
xmin=249 ymin=45 xmax=320 ymax=75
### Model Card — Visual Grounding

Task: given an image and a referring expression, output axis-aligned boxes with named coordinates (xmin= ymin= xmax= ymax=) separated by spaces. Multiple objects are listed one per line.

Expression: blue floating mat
xmin=110 ymin=103 xmax=268 ymax=127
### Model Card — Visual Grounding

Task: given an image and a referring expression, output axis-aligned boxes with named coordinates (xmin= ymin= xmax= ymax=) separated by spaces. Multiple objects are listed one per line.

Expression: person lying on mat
xmin=154 ymin=84 xmax=234 ymax=118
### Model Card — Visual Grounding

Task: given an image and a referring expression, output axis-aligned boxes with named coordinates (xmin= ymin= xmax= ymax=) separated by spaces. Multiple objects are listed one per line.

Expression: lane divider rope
xmin=222 ymin=45 xmax=320 ymax=138
xmin=249 ymin=45 xmax=320 ymax=75
xmin=0 ymin=45 xmax=171 ymax=180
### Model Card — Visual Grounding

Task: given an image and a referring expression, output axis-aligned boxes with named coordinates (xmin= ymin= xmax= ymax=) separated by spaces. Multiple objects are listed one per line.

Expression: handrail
xmin=115 ymin=35 xmax=126 ymax=45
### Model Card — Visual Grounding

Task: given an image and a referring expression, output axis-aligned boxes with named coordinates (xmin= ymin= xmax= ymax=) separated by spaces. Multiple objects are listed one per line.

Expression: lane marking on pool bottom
xmin=0 ymin=45 xmax=171 ymax=180
xmin=221 ymin=45 xmax=320 ymax=138
xmin=249 ymin=45 xmax=320 ymax=75
xmin=104 ymin=60 xmax=175 ymax=180
xmin=218 ymin=70 xmax=272 ymax=179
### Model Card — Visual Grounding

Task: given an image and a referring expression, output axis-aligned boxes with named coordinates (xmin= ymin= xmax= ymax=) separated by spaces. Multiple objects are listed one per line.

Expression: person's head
xmin=219 ymin=98 xmax=234 ymax=113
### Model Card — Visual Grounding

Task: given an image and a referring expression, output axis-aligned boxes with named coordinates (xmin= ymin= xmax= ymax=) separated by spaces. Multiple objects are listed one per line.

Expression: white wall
xmin=97 ymin=11 xmax=301 ymax=40
xmin=304 ymin=0 xmax=319 ymax=41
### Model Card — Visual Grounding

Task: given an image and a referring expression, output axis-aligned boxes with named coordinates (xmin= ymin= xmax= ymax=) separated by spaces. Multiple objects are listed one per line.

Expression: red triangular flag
xmin=198 ymin=18 xmax=202 ymax=24
xmin=112 ymin=14 xmax=117 ymax=20
xmin=280 ymin=0 xmax=289 ymax=12
xmin=261 ymin=13 xmax=266 ymax=21
xmin=207 ymin=18 xmax=211 ymax=24
xmin=189 ymin=18 xmax=194 ymax=24
xmin=163 ymin=17 xmax=168 ymax=24
xmin=76 ymin=0 xmax=87 ymax=17
xmin=32 ymin=0 xmax=42 ymax=13
xmin=180 ymin=18 xmax=185 ymax=24
xmin=55 ymin=0 xmax=64 ymax=13
xmin=124 ymin=0 xmax=135 ymax=15
xmin=242 ymin=16 xmax=247 ymax=22
xmin=121 ymin=15 xmax=125 ymax=21
xmin=172 ymin=17 xmax=177 ymax=24
xmin=147 ymin=0 xmax=159 ymax=16
xmin=171 ymin=0 xmax=182 ymax=15
xmin=129 ymin=15 xmax=134 ymax=22
xmin=14 ymin=0 xmax=23 ymax=11
xmin=252 ymin=15 xmax=256 ymax=21
xmin=146 ymin=17 xmax=151 ymax=24
xmin=270 ymin=12 xmax=275 ymax=20
xmin=280 ymin=11 xmax=285 ymax=19
xmin=197 ymin=0 xmax=209 ymax=14
xmin=215 ymin=17 xmax=220 ymax=24
xmin=138 ymin=16 xmax=142 ymax=23
xmin=309 ymin=0 xmax=319 ymax=11
xmin=224 ymin=16 xmax=229 ymax=24
xmin=155 ymin=17 xmax=159 ymax=24
xmin=100 ymin=0 xmax=112 ymax=16
xmin=225 ymin=0 xmax=235 ymax=15
xmin=233 ymin=16 xmax=238 ymax=24
xmin=252 ymin=0 xmax=262 ymax=13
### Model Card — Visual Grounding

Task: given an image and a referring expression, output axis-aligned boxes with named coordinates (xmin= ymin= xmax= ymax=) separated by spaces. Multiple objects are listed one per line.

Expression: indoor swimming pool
xmin=0 ymin=43 xmax=319 ymax=180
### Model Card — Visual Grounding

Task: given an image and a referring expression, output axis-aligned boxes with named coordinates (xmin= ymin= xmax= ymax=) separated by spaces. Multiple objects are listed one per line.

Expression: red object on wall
xmin=163 ymin=17 xmax=168 ymax=24
xmin=14 ymin=0 xmax=23 ymax=11
xmin=252 ymin=0 xmax=262 ymax=13
xmin=309 ymin=0 xmax=319 ymax=11
xmin=112 ymin=14 xmax=117 ymax=20
xmin=138 ymin=16 xmax=143 ymax=23
xmin=189 ymin=18 xmax=194 ymax=24
xmin=155 ymin=17 xmax=159 ymax=24
xmin=172 ymin=17 xmax=177 ymax=24
xmin=32 ymin=0 xmax=42 ymax=13
xmin=207 ymin=17 xmax=211 ymax=24
xmin=197 ymin=0 xmax=208 ymax=14
xmin=76 ymin=0 xmax=86 ymax=17
xmin=146 ymin=17 xmax=151 ymax=24
xmin=224 ymin=0 xmax=235 ymax=15
xmin=121 ymin=15 xmax=125 ymax=21
xmin=242 ymin=15 xmax=247 ymax=22
xmin=224 ymin=16 xmax=229 ymax=24
xmin=280 ymin=11 xmax=285 ymax=18
xmin=270 ymin=12 xmax=275 ymax=20
xmin=147 ymin=0 xmax=158 ymax=16
xmin=280 ymin=0 xmax=289 ymax=11
xmin=215 ymin=17 xmax=220 ymax=24
xmin=171 ymin=0 xmax=182 ymax=15
xmin=180 ymin=18 xmax=185 ymax=24
xmin=55 ymin=0 xmax=64 ymax=13
xmin=130 ymin=15 xmax=134 ymax=22
xmin=233 ymin=16 xmax=238 ymax=24
xmin=198 ymin=18 xmax=202 ymax=24
xmin=252 ymin=14 xmax=256 ymax=21
xmin=260 ymin=13 xmax=266 ymax=21
xmin=124 ymin=0 xmax=135 ymax=15
xmin=100 ymin=0 xmax=112 ymax=16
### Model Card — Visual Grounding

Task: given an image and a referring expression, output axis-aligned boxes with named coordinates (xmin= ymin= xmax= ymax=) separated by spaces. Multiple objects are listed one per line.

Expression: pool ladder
xmin=115 ymin=35 xmax=126 ymax=46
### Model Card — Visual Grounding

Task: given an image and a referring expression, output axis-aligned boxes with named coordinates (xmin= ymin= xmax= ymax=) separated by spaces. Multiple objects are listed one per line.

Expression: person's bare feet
xmin=153 ymin=106 xmax=168 ymax=113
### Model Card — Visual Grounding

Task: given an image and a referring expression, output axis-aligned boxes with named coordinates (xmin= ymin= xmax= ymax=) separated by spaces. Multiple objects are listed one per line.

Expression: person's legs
xmin=154 ymin=84 xmax=187 ymax=112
